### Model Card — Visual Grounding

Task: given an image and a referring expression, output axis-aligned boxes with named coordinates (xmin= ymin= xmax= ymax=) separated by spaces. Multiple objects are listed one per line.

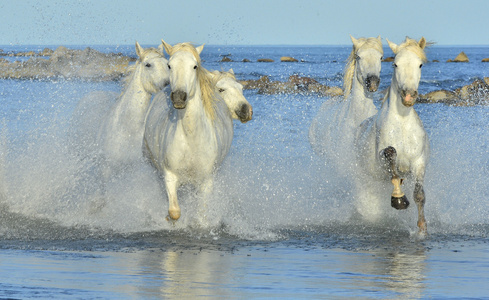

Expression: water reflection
xmin=130 ymin=241 xmax=428 ymax=299
xmin=337 ymin=245 xmax=427 ymax=299
xmin=135 ymin=249 xmax=238 ymax=299
xmin=383 ymin=249 xmax=427 ymax=298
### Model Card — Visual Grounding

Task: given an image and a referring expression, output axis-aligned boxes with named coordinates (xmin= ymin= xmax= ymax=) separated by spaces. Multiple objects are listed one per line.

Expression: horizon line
xmin=2 ymin=43 xmax=489 ymax=48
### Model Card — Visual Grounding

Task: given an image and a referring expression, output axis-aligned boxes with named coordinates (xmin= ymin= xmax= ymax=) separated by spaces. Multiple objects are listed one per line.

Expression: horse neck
xmin=118 ymin=73 xmax=153 ymax=121
xmin=176 ymin=82 xmax=212 ymax=135
xmin=348 ymin=70 xmax=377 ymax=126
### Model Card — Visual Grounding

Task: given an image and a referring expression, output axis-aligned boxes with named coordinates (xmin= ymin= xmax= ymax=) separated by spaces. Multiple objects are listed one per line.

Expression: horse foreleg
xmin=414 ymin=181 xmax=427 ymax=234
xmin=165 ymin=170 xmax=181 ymax=221
xmin=380 ymin=146 xmax=409 ymax=210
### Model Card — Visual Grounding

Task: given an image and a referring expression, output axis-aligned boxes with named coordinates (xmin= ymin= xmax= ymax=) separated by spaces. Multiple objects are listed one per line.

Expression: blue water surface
xmin=0 ymin=44 xmax=488 ymax=299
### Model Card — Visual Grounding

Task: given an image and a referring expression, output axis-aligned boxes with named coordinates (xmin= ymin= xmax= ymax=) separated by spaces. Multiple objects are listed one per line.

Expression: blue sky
xmin=1 ymin=0 xmax=489 ymax=46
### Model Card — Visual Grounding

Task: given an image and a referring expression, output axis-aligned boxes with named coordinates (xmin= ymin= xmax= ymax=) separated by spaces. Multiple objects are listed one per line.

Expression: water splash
xmin=0 ymin=82 xmax=488 ymax=243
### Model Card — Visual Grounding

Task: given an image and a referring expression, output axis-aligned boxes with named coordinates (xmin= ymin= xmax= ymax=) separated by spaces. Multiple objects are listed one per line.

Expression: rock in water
xmin=419 ymin=90 xmax=459 ymax=104
xmin=447 ymin=51 xmax=469 ymax=62
xmin=0 ymin=46 xmax=133 ymax=80
xmin=280 ymin=56 xmax=298 ymax=62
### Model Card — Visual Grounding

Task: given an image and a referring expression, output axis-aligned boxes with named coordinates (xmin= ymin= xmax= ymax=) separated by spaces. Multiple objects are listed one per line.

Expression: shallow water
xmin=1 ymin=233 xmax=488 ymax=299
xmin=0 ymin=45 xmax=488 ymax=298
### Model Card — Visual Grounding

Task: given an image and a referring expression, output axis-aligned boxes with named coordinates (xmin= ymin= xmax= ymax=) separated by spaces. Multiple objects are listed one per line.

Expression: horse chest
xmin=165 ymin=127 xmax=218 ymax=172
xmin=379 ymin=115 xmax=426 ymax=171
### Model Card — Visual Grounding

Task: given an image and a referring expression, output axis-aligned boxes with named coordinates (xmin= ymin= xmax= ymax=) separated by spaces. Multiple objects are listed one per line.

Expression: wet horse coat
xmin=98 ymin=42 xmax=169 ymax=166
xmin=355 ymin=37 xmax=429 ymax=233
xmin=309 ymin=36 xmax=383 ymax=176
xmin=144 ymin=41 xmax=234 ymax=221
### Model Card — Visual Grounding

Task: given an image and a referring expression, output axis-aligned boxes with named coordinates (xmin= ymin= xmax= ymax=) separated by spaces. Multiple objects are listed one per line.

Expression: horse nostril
xmin=237 ymin=103 xmax=253 ymax=123
xmin=365 ymin=75 xmax=380 ymax=92
xmin=170 ymin=91 xmax=187 ymax=109
xmin=403 ymin=90 xmax=418 ymax=99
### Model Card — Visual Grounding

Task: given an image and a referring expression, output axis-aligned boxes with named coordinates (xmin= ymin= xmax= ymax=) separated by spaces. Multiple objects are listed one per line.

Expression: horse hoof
xmin=167 ymin=210 xmax=181 ymax=221
xmin=391 ymin=195 xmax=409 ymax=210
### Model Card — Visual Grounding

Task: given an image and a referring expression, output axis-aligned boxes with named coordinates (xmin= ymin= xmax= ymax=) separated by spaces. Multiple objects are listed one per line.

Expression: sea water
xmin=0 ymin=45 xmax=488 ymax=299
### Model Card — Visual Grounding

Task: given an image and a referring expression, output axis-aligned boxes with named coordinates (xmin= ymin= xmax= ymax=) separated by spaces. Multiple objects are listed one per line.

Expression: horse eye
xmin=393 ymin=63 xmax=397 ymax=68
xmin=167 ymin=64 xmax=171 ymax=69
xmin=355 ymin=55 xmax=360 ymax=60
xmin=380 ymin=56 xmax=384 ymax=61
xmin=193 ymin=65 xmax=198 ymax=70
xmin=420 ymin=64 xmax=423 ymax=68
xmin=145 ymin=63 xmax=151 ymax=68
xmin=218 ymin=88 xmax=225 ymax=93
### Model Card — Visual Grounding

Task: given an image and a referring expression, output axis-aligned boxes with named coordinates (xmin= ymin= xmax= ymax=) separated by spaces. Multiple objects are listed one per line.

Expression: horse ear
xmin=157 ymin=43 xmax=165 ymax=56
xmin=135 ymin=41 xmax=144 ymax=58
xmin=161 ymin=39 xmax=173 ymax=56
xmin=196 ymin=44 xmax=205 ymax=55
xmin=229 ymin=68 xmax=234 ymax=75
xmin=377 ymin=35 xmax=382 ymax=43
xmin=418 ymin=37 xmax=427 ymax=49
xmin=350 ymin=35 xmax=359 ymax=49
xmin=386 ymin=38 xmax=399 ymax=54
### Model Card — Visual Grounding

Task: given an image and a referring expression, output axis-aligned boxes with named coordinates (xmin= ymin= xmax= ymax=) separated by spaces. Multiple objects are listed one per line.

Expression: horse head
xmin=211 ymin=69 xmax=253 ymax=123
xmin=346 ymin=35 xmax=383 ymax=96
xmin=162 ymin=40 xmax=206 ymax=110
xmin=133 ymin=41 xmax=170 ymax=94
xmin=387 ymin=37 xmax=427 ymax=107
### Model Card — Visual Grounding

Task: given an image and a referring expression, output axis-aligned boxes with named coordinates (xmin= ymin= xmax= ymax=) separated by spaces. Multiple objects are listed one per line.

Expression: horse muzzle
xmin=237 ymin=103 xmax=253 ymax=123
xmin=400 ymin=89 xmax=418 ymax=107
xmin=365 ymin=75 xmax=380 ymax=92
xmin=170 ymin=90 xmax=187 ymax=109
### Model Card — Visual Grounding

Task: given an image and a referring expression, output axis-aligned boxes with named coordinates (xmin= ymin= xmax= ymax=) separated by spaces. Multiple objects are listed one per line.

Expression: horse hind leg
xmin=380 ymin=146 xmax=409 ymax=210
xmin=414 ymin=181 xmax=427 ymax=233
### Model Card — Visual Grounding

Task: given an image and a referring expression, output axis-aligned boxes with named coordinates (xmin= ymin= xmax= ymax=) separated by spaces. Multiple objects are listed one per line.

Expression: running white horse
xmin=97 ymin=42 xmax=169 ymax=166
xmin=309 ymin=36 xmax=383 ymax=173
xmin=210 ymin=69 xmax=253 ymax=123
xmin=144 ymin=41 xmax=234 ymax=221
xmin=355 ymin=37 xmax=429 ymax=234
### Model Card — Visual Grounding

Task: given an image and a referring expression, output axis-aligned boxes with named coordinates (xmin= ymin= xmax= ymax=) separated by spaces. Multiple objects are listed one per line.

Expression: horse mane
xmin=168 ymin=43 xmax=218 ymax=120
xmin=200 ymin=68 xmax=218 ymax=120
xmin=396 ymin=37 xmax=428 ymax=63
xmin=343 ymin=37 xmax=383 ymax=99
xmin=212 ymin=69 xmax=236 ymax=82
xmin=165 ymin=42 xmax=201 ymax=64
xmin=122 ymin=47 xmax=164 ymax=95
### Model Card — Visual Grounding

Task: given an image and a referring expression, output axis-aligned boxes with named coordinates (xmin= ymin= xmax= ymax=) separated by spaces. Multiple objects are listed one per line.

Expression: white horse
xmin=97 ymin=41 xmax=169 ymax=166
xmin=149 ymin=69 xmax=252 ymax=126
xmin=355 ymin=37 xmax=429 ymax=233
xmin=210 ymin=69 xmax=253 ymax=123
xmin=144 ymin=41 xmax=234 ymax=221
xmin=309 ymin=36 xmax=383 ymax=173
